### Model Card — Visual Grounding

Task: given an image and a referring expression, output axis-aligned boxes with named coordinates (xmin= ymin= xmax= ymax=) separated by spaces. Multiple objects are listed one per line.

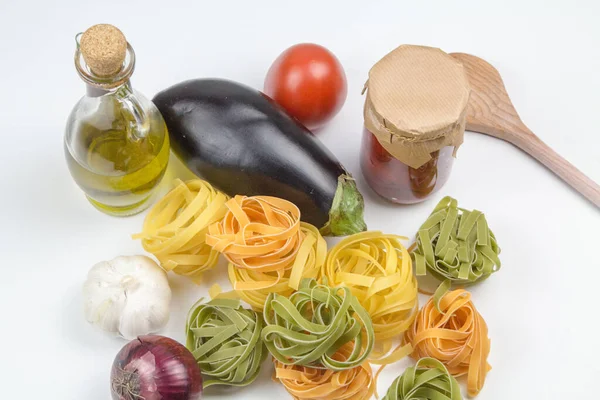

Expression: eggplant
xmin=153 ymin=79 xmax=366 ymax=236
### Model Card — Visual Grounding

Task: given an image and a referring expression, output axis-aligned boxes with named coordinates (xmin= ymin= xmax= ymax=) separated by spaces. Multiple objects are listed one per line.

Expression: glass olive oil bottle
xmin=64 ymin=24 xmax=169 ymax=216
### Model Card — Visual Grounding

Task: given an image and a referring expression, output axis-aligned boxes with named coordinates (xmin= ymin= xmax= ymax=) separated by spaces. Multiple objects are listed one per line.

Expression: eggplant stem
xmin=320 ymin=174 xmax=367 ymax=237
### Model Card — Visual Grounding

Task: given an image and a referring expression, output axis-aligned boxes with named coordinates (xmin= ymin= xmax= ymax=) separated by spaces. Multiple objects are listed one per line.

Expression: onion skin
xmin=111 ymin=335 xmax=203 ymax=400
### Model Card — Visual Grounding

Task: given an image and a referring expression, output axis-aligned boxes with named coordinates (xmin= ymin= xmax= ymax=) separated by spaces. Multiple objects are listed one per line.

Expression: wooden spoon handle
xmin=508 ymin=126 xmax=600 ymax=207
xmin=450 ymin=52 xmax=600 ymax=208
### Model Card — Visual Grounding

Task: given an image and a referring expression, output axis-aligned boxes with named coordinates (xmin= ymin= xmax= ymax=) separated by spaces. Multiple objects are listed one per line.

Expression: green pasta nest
xmin=412 ymin=196 xmax=501 ymax=288
xmin=185 ymin=298 xmax=267 ymax=387
xmin=262 ymin=278 xmax=374 ymax=371
xmin=382 ymin=357 xmax=463 ymax=400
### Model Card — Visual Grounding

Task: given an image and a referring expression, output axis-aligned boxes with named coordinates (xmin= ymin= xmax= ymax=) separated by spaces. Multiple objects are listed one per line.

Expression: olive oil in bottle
xmin=64 ymin=24 xmax=169 ymax=216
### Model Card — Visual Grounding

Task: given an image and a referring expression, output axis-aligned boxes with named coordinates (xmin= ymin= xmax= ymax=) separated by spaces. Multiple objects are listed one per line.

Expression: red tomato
xmin=264 ymin=43 xmax=347 ymax=130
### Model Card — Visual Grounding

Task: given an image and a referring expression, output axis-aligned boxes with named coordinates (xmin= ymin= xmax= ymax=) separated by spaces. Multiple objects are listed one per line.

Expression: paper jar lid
xmin=363 ymin=45 xmax=470 ymax=169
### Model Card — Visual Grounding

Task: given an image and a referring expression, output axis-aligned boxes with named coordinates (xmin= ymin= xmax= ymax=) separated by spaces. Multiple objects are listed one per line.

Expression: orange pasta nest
xmin=206 ymin=195 xmax=325 ymax=310
xmin=132 ymin=179 xmax=228 ymax=283
xmin=403 ymin=289 xmax=491 ymax=397
xmin=274 ymin=343 xmax=374 ymax=400
xmin=323 ymin=232 xmax=418 ymax=365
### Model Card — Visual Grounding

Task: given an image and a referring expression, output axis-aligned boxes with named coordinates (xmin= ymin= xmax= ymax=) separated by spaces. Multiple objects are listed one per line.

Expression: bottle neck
xmin=85 ymin=80 xmax=131 ymax=98
xmin=75 ymin=36 xmax=148 ymax=139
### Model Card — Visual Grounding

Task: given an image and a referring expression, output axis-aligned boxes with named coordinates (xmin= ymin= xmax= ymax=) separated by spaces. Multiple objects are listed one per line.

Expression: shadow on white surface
xmin=72 ymin=367 xmax=110 ymax=399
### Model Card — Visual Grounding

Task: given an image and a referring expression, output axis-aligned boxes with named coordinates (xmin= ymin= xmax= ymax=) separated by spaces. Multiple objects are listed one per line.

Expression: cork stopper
xmin=80 ymin=24 xmax=127 ymax=77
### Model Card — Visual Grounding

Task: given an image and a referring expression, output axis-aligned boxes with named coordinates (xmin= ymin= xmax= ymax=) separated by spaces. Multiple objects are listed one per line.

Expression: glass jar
xmin=361 ymin=45 xmax=470 ymax=204
xmin=64 ymin=25 xmax=169 ymax=216
xmin=361 ymin=129 xmax=454 ymax=204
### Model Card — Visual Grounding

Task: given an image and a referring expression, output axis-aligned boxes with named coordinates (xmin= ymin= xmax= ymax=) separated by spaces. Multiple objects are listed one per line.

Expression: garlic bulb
xmin=83 ymin=255 xmax=171 ymax=339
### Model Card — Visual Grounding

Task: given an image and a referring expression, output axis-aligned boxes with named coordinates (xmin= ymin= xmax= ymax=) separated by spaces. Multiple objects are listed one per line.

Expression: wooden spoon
xmin=450 ymin=52 xmax=600 ymax=208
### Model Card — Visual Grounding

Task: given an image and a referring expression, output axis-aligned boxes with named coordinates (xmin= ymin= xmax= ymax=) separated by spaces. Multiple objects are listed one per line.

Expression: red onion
xmin=111 ymin=335 xmax=203 ymax=400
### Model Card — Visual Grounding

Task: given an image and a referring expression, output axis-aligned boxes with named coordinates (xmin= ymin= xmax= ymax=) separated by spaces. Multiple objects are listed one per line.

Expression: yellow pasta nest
xmin=132 ymin=179 xmax=228 ymax=283
xmin=403 ymin=289 xmax=491 ymax=397
xmin=274 ymin=343 xmax=374 ymax=400
xmin=207 ymin=195 xmax=325 ymax=310
xmin=323 ymin=231 xmax=418 ymax=364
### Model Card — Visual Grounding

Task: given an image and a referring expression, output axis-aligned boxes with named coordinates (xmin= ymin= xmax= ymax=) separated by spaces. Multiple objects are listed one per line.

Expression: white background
xmin=1 ymin=0 xmax=599 ymax=398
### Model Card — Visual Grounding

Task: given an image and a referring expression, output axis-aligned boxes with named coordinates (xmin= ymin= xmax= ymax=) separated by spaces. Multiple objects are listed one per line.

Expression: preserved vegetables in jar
xmin=361 ymin=45 xmax=470 ymax=204
xmin=361 ymin=129 xmax=455 ymax=203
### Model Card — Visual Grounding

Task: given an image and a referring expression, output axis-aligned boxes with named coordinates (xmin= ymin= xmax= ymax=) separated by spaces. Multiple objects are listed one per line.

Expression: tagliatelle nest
xmin=228 ymin=222 xmax=325 ymax=310
xmin=381 ymin=357 xmax=462 ymax=400
xmin=262 ymin=278 xmax=374 ymax=371
xmin=185 ymin=297 xmax=266 ymax=387
xmin=207 ymin=195 xmax=325 ymax=310
xmin=133 ymin=179 xmax=228 ymax=283
xmin=323 ymin=231 xmax=418 ymax=365
xmin=274 ymin=342 xmax=374 ymax=400
xmin=411 ymin=196 xmax=501 ymax=291
xmin=403 ymin=288 xmax=491 ymax=397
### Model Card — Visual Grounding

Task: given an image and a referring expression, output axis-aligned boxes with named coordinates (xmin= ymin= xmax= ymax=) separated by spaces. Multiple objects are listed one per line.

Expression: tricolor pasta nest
xmin=133 ymin=179 xmax=228 ymax=283
xmin=403 ymin=289 xmax=491 ymax=397
xmin=412 ymin=196 xmax=501 ymax=290
xmin=323 ymin=231 xmax=418 ymax=364
xmin=185 ymin=298 xmax=267 ymax=387
xmin=262 ymin=278 xmax=375 ymax=371
xmin=207 ymin=195 xmax=325 ymax=310
xmin=382 ymin=357 xmax=462 ymax=400
xmin=274 ymin=343 xmax=374 ymax=400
